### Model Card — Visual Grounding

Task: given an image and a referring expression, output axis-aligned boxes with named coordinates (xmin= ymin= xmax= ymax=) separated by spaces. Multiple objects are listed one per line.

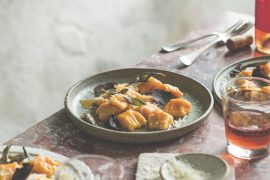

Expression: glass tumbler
xmin=221 ymin=77 xmax=270 ymax=159
xmin=255 ymin=0 xmax=270 ymax=54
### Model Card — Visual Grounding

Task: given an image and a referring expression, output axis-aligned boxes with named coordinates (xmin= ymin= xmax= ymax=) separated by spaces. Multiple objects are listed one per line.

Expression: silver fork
xmin=162 ymin=20 xmax=244 ymax=52
xmin=177 ymin=21 xmax=253 ymax=67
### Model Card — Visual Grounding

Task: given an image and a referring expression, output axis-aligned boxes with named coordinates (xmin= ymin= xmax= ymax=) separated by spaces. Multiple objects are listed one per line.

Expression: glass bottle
xmin=255 ymin=0 xmax=270 ymax=54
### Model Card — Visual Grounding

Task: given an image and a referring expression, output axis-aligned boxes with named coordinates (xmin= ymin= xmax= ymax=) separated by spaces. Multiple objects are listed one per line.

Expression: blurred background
xmin=0 ymin=0 xmax=253 ymax=143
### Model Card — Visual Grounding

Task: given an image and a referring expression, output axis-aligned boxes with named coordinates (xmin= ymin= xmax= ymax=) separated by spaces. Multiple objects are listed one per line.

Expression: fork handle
xmin=162 ymin=33 xmax=219 ymax=52
xmin=179 ymin=37 xmax=222 ymax=66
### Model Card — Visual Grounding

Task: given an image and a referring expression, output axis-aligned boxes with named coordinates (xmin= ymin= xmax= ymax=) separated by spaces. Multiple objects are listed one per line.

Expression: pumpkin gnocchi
xmin=30 ymin=156 xmax=60 ymax=177
xmin=148 ymin=109 xmax=173 ymax=130
xmin=0 ymin=145 xmax=61 ymax=180
xmin=117 ymin=110 xmax=147 ymax=131
xmin=164 ymin=99 xmax=192 ymax=118
xmin=80 ymin=73 xmax=192 ymax=131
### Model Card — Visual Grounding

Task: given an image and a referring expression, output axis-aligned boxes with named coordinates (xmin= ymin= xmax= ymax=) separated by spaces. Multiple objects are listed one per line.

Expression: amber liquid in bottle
xmin=256 ymin=28 xmax=270 ymax=54
xmin=255 ymin=0 xmax=270 ymax=54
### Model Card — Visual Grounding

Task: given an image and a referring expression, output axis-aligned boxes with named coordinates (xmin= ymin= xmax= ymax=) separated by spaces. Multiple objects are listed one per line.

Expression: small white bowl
xmin=160 ymin=153 xmax=231 ymax=180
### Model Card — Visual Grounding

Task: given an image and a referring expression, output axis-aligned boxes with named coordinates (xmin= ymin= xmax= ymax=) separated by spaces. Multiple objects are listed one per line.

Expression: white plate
xmin=0 ymin=145 xmax=68 ymax=163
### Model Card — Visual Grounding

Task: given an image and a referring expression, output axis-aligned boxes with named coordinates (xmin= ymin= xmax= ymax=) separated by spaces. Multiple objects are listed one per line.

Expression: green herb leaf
xmin=0 ymin=144 xmax=11 ymax=163
xmin=131 ymin=97 xmax=146 ymax=106
xmin=8 ymin=152 xmax=28 ymax=163
xmin=124 ymin=96 xmax=145 ymax=106
xmin=23 ymin=147 xmax=30 ymax=161
xmin=230 ymin=62 xmax=266 ymax=78
xmin=132 ymin=72 xmax=166 ymax=83
xmin=93 ymin=82 xmax=118 ymax=97
xmin=118 ymin=88 xmax=129 ymax=94
xmin=0 ymin=145 xmax=30 ymax=164
xmin=152 ymin=90 xmax=174 ymax=108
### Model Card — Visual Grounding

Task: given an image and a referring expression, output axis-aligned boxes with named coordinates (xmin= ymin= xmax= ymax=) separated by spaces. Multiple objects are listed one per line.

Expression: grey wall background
xmin=0 ymin=0 xmax=253 ymax=143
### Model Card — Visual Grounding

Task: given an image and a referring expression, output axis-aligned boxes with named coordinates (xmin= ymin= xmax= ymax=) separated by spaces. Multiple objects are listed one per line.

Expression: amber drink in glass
xmin=221 ymin=77 xmax=270 ymax=159
xmin=255 ymin=0 xmax=270 ymax=54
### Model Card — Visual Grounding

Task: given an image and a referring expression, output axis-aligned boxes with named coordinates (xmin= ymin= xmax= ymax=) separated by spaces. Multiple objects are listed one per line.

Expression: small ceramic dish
xmin=160 ymin=153 xmax=230 ymax=180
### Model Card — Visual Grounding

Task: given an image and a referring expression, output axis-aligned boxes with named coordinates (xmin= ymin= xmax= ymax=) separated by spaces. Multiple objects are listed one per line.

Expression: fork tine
xmin=232 ymin=21 xmax=249 ymax=32
xmin=231 ymin=22 xmax=254 ymax=35
xmin=224 ymin=20 xmax=243 ymax=33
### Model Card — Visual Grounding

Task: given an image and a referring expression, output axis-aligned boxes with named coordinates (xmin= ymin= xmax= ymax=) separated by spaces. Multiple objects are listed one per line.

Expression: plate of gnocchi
xmin=213 ymin=56 xmax=270 ymax=104
xmin=64 ymin=68 xmax=213 ymax=143
xmin=0 ymin=145 xmax=68 ymax=179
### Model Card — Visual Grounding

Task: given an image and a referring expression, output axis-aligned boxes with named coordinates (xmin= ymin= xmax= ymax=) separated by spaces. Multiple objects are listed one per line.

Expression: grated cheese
xmin=165 ymin=158 xmax=210 ymax=180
